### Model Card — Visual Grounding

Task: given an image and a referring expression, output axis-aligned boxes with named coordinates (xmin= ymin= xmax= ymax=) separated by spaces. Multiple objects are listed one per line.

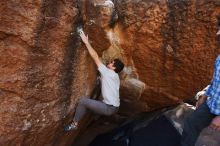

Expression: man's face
xmin=107 ymin=61 xmax=116 ymax=70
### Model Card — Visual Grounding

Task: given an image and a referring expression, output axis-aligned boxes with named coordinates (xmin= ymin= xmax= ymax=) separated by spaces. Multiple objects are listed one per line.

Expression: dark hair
xmin=113 ymin=58 xmax=124 ymax=73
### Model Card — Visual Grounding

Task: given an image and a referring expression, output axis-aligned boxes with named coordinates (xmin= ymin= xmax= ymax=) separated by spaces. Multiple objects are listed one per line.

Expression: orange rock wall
xmin=118 ymin=0 xmax=220 ymax=110
xmin=0 ymin=0 xmax=96 ymax=145
xmin=0 ymin=0 xmax=220 ymax=145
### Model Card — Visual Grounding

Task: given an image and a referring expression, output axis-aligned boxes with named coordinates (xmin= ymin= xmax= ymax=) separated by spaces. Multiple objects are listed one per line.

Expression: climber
xmin=181 ymin=21 xmax=220 ymax=146
xmin=64 ymin=30 xmax=124 ymax=131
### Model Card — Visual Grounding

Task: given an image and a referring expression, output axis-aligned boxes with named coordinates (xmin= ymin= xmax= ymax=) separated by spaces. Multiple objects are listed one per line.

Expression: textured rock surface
xmin=0 ymin=0 xmax=94 ymax=145
xmin=117 ymin=0 xmax=220 ymax=111
xmin=1 ymin=0 xmax=220 ymax=145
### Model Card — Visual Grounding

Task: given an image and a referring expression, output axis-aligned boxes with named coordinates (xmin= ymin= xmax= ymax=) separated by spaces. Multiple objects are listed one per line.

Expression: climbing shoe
xmin=64 ymin=122 xmax=78 ymax=132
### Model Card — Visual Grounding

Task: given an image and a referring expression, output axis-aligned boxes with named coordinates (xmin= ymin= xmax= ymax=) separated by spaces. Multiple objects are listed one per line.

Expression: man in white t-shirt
xmin=64 ymin=30 xmax=124 ymax=131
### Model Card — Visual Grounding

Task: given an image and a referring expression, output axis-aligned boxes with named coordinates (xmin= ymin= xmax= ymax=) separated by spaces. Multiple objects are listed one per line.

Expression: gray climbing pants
xmin=73 ymin=97 xmax=119 ymax=122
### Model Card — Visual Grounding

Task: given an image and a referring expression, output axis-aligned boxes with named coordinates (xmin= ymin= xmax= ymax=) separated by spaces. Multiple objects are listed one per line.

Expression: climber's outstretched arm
xmin=79 ymin=30 xmax=102 ymax=67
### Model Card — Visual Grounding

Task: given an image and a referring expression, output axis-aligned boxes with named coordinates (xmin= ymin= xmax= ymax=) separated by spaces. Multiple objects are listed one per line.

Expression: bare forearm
xmin=85 ymin=42 xmax=99 ymax=60
xmin=79 ymin=30 xmax=102 ymax=66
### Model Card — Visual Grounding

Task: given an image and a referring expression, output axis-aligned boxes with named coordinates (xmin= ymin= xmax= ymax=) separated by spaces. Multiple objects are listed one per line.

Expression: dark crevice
xmin=51 ymin=1 xmax=83 ymax=145
xmin=109 ymin=0 xmax=118 ymax=28
xmin=57 ymin=0 xmax=83 ymax=120
xmin=112 ymin=0 xmax=127 ymax=27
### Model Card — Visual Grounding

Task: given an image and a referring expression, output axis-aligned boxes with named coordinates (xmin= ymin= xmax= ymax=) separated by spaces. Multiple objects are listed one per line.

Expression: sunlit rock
xmin=1 ymin=0 xmax=220 ymax=145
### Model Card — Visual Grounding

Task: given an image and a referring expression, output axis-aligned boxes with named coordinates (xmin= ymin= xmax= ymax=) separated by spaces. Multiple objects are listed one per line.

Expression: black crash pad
xmin=90 ymin=115 xmax=181 ymax=146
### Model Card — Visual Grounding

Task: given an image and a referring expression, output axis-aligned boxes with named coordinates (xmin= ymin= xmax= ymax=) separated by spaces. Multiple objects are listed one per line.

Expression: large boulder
xmin=1 ymin=0 xmax=220 ymax=145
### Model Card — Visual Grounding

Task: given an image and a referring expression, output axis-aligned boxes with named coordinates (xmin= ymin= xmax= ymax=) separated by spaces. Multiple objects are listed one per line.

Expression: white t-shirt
xmin=98 ymin=64 xmax=120 ymax=107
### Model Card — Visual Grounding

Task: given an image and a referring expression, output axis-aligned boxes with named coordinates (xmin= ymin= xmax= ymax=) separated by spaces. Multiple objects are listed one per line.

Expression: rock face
xmin=0 ymin=0 xmax=220 ymax=145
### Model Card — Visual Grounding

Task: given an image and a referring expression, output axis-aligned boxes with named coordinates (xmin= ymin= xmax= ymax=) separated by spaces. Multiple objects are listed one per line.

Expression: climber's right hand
xmin=79 ymin=30 xmax=89 ymax=45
